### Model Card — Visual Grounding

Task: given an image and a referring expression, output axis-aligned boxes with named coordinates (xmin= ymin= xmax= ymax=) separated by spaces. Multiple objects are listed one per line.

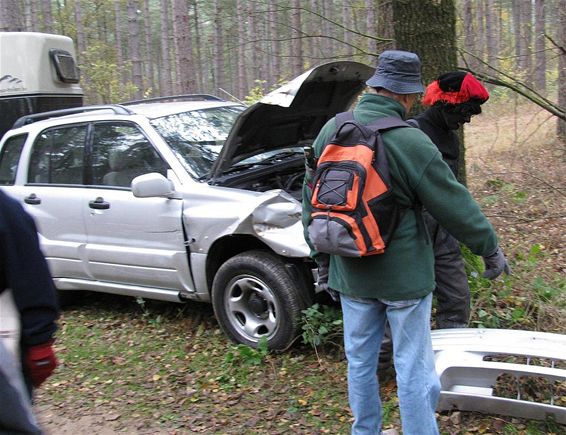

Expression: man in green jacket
xmin=302 ymin=50 xmax=510 ymax=435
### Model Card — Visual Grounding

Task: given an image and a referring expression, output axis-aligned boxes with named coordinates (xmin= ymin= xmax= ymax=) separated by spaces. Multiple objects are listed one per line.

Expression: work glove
xmin=25 ymin=340 xmax=57 ymax=388
xmin=316 ymin=256 xmax=340 ymax=301
xmin=482 ymin=247 xmax=511 ymax=280
xmin=315 ymin=256 xmax=329 ymax=292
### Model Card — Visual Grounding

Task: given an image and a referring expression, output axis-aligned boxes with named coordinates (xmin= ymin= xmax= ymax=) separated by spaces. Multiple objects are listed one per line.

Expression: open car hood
xmin=209 ymin=61 xmax=374 ymax=179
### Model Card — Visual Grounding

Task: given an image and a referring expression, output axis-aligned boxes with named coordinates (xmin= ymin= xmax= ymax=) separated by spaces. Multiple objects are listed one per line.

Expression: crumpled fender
xmin=235 ymin=190 xmax=310 ymax=257
xmin=183 ymin=189 xmax=310 ymax=258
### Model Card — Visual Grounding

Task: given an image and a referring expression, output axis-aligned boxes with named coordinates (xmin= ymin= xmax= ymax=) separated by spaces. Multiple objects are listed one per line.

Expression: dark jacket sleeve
xmin=0 ymin=191 xmax=59 ymax=347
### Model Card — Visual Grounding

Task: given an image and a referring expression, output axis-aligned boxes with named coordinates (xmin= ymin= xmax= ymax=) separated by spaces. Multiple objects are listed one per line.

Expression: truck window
xmin=0 ymin=134 xmax=27 ymax=185
xmin=28 ymin=126 xmax=87 ymax=185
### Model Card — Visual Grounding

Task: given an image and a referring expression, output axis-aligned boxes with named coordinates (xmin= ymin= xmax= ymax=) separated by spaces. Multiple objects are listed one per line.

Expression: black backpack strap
xmin=366 ymin=116 xmax=411 ymax=132
xmin=335 ymin=111 xmax=355 ymax=128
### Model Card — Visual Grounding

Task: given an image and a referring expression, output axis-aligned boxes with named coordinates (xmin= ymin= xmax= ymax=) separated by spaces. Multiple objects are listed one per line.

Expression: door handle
xmin=24 ymin=193 xmax=41 ymax=205
xmin=89 ymin=197 xmax=110 ymax=210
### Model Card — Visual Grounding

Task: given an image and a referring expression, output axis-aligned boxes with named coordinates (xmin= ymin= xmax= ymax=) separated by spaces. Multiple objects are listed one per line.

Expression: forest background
xmin=1 ymin=1 xmax=565 ymax=433
xmin=0 ymin=0 xmax=565 ymax=137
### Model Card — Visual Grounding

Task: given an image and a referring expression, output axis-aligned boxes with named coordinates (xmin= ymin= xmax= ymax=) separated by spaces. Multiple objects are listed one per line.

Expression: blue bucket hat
xmin=366 ymin=50 xmax=424 ymax=94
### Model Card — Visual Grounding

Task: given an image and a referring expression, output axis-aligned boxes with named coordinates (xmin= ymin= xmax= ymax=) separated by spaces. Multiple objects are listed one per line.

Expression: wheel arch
xmin=205 ymin=234 xmax=315 ymax=301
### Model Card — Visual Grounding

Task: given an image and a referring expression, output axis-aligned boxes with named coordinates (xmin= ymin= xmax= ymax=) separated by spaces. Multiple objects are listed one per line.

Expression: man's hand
xmin=25 ymin=340 xmax=57 ymax=388
xmin=482 ymin=247 xmax=511 ymax=280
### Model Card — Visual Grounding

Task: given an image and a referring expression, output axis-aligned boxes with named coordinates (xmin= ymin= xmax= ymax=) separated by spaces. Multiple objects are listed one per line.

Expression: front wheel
xmin=211 ymin=250 xmax=310 ymax=350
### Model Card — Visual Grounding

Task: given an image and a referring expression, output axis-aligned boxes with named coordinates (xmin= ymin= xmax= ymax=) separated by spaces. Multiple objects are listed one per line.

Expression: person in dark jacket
xmin=378 ymin=72 xmax=493 ymax=370
xmin=302 ymin=51 xmax=510 ymax=434
xmin=416 ymin=71 xmax=491 ymax=327
xmin=0 ymin=188 xmax=59 ymax=434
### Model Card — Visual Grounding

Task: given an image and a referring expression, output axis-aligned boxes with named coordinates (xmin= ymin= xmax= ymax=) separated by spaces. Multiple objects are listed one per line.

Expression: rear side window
xmin=28 ymin=126 xmax=87 ymax=185
xmin=0 ymin=134 xmax=28 ymax=185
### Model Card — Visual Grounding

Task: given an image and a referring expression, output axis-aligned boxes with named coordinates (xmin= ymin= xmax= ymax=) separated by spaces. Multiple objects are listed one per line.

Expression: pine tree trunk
xmin=378 ymin=0 xmax=395 ymax=51
xmin=292 ymin=0 xmax=303 ymax=75
xmin=534 ymin=0 xmax=546 ymax=93
xmin=41 ymin=0 xmax=53 ymax=33
xmin=475 ymin=0 xmax=485 ymax=72
xmin=115 ymin=2 xmax=125 ymax=89
xmin=366 ymin=1 xmax=378 ymax=62
xmin=237 ymin=0 xmax=248 ymax=98
xmin=143 ymin=0 xmax=155 ymax=96
xmin=191 ymin=1 xmax=204 ymax=93
xmin=486 ymin=0 xmax=498 ymax=71
xmin=392 ymin=0 xmax=457 ymax=85
xmin=0 ymin=0 xmax=22 ymax=31
xmin=74 ymin=0 xmax=85 ymax=62
xmin=462 ymin=0 xmax=476 ymax=70
xmin=127 ymin=0 xmax=144 ymax=98
xmin=270 ymin=5 xmax=281 ymax=83
xmin=159 ymin=0 xmax=172 ymax=96
xmin=214 ymin=0 xmax=226 ymax=95
xmin=172 ymin=0 xmax=194 ymax=94
xmin=521 ymin=0 xmax=533 ymax=84
xmin=342 ymin=1 xmax=353 ymax=57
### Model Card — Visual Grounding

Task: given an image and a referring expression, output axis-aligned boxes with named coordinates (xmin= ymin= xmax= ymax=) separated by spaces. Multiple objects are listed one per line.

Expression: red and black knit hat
xmin=422 ymin=71 xmax=489 ymax=106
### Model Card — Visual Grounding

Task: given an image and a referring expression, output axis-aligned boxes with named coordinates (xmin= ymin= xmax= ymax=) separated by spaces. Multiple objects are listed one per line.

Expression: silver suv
xmin=0 ymin=61 xmax=372 ymax=349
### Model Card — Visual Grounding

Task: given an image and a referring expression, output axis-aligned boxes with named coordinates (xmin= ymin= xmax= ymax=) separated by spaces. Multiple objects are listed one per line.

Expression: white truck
xmin=0 ymin=32 xmax=83 ymax=139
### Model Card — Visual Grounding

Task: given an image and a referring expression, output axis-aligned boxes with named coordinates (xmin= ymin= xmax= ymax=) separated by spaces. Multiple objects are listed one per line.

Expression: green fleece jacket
xmin=302 ymin=93 xmax=498 ymax=300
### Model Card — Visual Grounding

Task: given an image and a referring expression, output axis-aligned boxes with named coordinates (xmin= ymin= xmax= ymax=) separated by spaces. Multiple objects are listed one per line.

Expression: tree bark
xmin=462 ymin=0 xmax=476 ymax=70
xmin=534 ymin=0 xmax=546 ymax=92
xmin=270 ymin=4 xmax=281 ymax=83
xmin=392 ymin=0 xmax=464 ymax=182
xmin=191 ymin=0 xmax=204 ymax=92
xmin=237 ymin=0 xmax=248 ymax=98
xmin=485 ymin=0 xmax=498 ymax=70
xmin=521 ymin=0 xmax=533 ymax=83
xmin=115 ymin=1 xmax=125 ymax=86
xmin=159 ymin=0 xmax=172 ymax=96
xmin=143 ymin=0 xmax=156 ymax=96
xmin=0 ymin=0 xmax=22 ymax=31
xmin=291 ymin=0 xmax=304 ymax=75
xmin=366 ymin=1 xmax=378 ymax=62
xmin=172 ymin=0 xmax=194 ymax=94
xmin=41 ymin=0 xmax=53 ymax=33
xmin=213 ymin=0 xmax=226 ymax=95
xmin=74 ymin=0 xmax=85 ymax=62
xmin=342 ymin=0 xmax=353 ymax=57
xmin=127 ymin=0 xmax=144 ymax=98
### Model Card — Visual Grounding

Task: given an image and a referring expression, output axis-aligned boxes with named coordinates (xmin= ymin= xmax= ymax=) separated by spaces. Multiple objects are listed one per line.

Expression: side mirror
xmin=131 ymin=173 xmax=178 ymax=198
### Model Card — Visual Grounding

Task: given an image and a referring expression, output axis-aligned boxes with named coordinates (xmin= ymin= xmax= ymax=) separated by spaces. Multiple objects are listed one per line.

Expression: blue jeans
xmin=340 ymin=292 xmax=440 ymax=435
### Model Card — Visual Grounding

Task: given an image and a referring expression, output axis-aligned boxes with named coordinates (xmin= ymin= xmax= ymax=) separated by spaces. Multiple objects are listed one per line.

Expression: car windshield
xmin=150 ymin=105 xmax=244 ymax=179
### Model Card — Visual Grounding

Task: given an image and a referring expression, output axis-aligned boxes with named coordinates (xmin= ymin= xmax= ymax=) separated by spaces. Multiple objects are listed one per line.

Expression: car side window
xmin=91 ymin=123 xmax=168 ymax=188
xmin=28 ymin=126 xmax=86 ymax=185
xmin=0 ymin=134 xmax=27 ymax=185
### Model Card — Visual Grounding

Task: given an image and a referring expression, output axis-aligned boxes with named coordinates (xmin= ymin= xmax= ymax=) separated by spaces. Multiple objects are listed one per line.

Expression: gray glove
xmin=482 ymin=247 xmax=511 ymax=280
xmin=315 ymin=256 xmax=329 ymax=292
xmin=315 ymin=256 xmax=340 ymax=301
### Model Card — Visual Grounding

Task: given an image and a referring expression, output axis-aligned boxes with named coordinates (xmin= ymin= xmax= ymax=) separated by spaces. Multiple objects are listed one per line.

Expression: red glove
xmin=25 ymin=340 xmax=57 ymax=388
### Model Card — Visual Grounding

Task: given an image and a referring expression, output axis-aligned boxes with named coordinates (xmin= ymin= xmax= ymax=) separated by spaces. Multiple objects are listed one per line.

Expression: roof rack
xmin=120 ymin=94 xmax=224 ymax=105
xmin=12 ymin=105 xmax=133 ymax=129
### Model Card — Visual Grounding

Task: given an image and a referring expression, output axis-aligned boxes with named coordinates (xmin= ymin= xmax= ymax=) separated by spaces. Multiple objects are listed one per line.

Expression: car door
xmin=0 ymin=125 xmax=90 ymax=279
xmin=83 ymin=121 xmax=193 ymax=293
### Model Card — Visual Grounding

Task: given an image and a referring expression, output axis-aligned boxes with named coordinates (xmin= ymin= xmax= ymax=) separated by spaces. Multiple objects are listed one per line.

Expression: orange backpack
xmin=308 ymin=112 xmax=411 ymax=257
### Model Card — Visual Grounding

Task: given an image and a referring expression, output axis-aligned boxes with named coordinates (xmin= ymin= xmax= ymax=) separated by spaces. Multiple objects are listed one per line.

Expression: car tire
xmin=212 ymin=250 xmax=309 ymax=351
